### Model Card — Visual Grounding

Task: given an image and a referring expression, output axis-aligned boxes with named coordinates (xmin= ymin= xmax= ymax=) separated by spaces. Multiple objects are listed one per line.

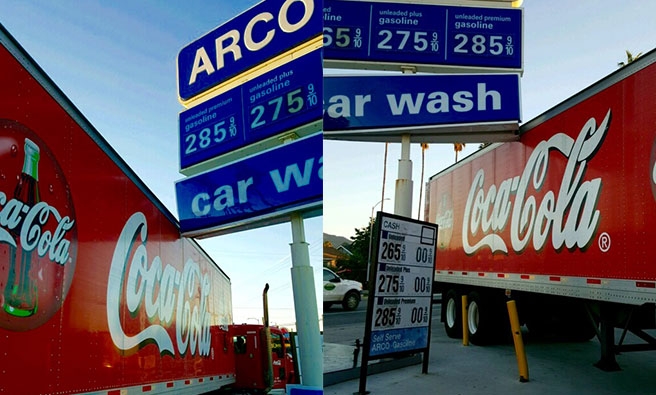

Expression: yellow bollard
xmin=506 ymin=300 xmax=529 ymax=382
xmin=461 ymin=295 xmax=469 ymax=346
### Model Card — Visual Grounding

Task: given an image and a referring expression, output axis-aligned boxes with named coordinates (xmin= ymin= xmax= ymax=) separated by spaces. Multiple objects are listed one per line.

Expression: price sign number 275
xmin=250 ymin=84 xmax=318 ymax=130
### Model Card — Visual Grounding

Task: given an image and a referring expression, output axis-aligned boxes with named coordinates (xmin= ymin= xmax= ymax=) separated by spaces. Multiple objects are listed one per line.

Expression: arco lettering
xmin=187 ymin=0 xmax=315 ymax=86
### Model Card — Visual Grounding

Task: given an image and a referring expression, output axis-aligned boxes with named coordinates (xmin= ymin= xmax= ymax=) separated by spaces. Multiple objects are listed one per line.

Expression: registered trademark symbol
xmin=598 ymin=232 xmax=611 ymax=252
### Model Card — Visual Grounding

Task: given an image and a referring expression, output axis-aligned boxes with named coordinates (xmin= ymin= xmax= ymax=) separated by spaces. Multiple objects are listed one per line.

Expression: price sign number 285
xmin=184 ymin=116 xmax=237 ymax=155
xmin=375 ymin=307 xmax=397 ymax=327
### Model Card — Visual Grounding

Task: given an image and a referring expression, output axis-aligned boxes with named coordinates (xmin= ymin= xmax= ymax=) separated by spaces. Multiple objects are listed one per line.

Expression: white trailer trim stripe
xmin=76 ymin=374 xmax=235 ymax=395
xmin=436 ymin=270 xmax=656 ymax=305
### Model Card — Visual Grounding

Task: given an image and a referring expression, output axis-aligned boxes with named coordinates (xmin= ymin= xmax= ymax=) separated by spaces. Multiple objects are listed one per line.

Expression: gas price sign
xmin=323 ymin=0 xmax=522 ymax=72
xmin=179 ymin=50 xmax=321 ymax=172
xmin=366 ymin=213 xmax=438 ymax=358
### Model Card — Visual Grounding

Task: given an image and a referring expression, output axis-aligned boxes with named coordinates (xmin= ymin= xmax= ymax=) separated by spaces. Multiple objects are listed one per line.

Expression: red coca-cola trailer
xmin=0 ymin=24 xmax=242 ymax=394
xmin=425 ymin=48 xmax=656 ymax=369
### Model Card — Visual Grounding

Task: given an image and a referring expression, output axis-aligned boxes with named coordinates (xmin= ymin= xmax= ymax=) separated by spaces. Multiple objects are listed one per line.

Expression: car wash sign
xmin=178 ymin=0 xmax=321 ymax=102
xmin=175 ymin=133 xmax=322 ymax=237
xmin=323 ymin=73 xmax=520 ymax=133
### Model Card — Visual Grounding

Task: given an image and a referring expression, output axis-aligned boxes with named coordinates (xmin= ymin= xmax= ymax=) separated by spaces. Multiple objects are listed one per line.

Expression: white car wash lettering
xmin=324 ymin=83 xmax=501 ymax=118
xmin=107 ymin=212 xmax=211 ymax=357
xmin=462 ymin=109 xmax=611 ymax=254
xmin=187 ymin=0 xmax=315 ymax=86
xmin=190 ymin=155 xmax=322 ymax=217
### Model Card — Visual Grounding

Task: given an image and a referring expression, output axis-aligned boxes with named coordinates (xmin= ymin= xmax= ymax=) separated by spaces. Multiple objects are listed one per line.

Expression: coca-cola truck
xmin=425 ymin=48 xmax=656 ymax=369
xmin=0 ymin=24 xmax=292 ymax=394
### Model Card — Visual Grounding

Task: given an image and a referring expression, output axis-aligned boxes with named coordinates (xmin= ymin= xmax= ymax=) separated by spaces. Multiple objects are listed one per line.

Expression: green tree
xmin=334 ymin=219 xmax=374 ymax=285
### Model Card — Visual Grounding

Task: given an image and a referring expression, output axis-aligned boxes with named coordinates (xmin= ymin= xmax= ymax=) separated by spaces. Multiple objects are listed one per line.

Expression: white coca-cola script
xmin=0 ymin=196 xmax=75 ymax=265
xmin=107 ymin=212 xmax=211 ymax=357
xmin=462 ymin=109 xmax=611 ymax=255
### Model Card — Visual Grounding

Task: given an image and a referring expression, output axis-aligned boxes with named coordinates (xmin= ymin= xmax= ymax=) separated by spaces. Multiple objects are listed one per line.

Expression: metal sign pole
xmin=394 ymin=133 xmax=413 ymax=217
xmin=289 ymin=212 xmax=322 ymax=387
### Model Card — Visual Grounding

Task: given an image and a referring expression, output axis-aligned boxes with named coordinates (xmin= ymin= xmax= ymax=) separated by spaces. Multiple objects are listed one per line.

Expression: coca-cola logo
xmin=107 ymin=212 xmax=212 ymax=357
xmin=462 ymin=110 xmax=611 ymax=255
xmin=0 ymin=119 xmax=77 ymax=331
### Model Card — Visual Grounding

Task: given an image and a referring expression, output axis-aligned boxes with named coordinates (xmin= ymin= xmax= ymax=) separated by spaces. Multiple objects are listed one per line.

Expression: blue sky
xmin=324 ymin=0 xmax=656 ymax=238
xmin=0 ymin=1 xmax=322 ymax=329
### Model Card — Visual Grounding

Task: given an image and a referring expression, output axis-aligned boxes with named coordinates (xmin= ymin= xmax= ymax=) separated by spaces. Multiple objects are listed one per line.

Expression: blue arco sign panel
xmin=179 ymin=50 xmax=321 ymax=171
xmin=323 ymin=73 xmax=521 ymax=132
xmin=176 ymin=133 xmax=322 ymax=237
xmin=178 ymin=0 xmax=321 ymax=101
xmin=323 ymin=0 xmax=522 ymax=71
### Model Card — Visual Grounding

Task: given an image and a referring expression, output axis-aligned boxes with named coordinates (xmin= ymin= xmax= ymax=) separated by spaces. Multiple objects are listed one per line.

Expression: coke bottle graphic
xmin=3 ymin=138 xmax=40 ymax=317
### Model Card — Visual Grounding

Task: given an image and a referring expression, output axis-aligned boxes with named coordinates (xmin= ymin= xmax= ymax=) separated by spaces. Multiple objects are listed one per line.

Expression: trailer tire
xmin=443 ymin=289 xmax=462 ymax=338
xmin=467 ymin=290 xmax=508 ymax=345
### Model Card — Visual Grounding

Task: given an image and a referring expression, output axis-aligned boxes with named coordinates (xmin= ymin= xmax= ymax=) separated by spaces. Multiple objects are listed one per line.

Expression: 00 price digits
xmin=249 ymin=84 xmax=318 ymax=130
xmin=374 ymin=307 xmax=397 ymax=327
xmin=411 ymin=306 xmax=428 ymax=324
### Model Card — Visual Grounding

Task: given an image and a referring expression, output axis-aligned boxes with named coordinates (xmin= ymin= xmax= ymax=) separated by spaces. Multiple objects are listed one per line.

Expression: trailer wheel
xmin=443 ymin=289 xmax=462 ymax=338
xmin=467 ymin=290 xmax=507 ymax=345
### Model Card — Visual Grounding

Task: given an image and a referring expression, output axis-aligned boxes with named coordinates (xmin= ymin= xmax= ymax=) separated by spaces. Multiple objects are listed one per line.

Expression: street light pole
xmin=367 ymin=198 xmax=390 ymax=284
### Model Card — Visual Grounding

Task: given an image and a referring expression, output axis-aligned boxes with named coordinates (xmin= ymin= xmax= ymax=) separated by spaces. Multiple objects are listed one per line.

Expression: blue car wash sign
xmin=324 ymin=73 xmax=520 ymax=132
xmin=179 ymin=50 xmax=321 ymax=173
xmin=175 ymin=133 xmax=322 ymax=237
xmin=323 ymin=0 xmax=522 ymax=72
xmin=178 ymin=0 xmax=322 ymax=101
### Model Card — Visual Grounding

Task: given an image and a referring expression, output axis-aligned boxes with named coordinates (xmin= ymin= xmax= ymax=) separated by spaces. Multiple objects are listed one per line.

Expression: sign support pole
xmin=394 ymin=133 xmax=413 ymax=217
xmin=289 ymin=212 xmax=322 ymax=387
xmin=394 ymin=66 xmax=416 ymax=217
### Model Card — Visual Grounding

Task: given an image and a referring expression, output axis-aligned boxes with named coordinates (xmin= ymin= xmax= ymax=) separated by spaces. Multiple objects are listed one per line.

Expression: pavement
xmin=323 ymin=329 xmax=656 ymax=395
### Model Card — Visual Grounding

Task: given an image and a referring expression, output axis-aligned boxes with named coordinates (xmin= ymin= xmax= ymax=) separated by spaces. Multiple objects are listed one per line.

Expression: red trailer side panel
xmin=426 ymin=52 xmax=656 ymax=304
xmin=0 ymin=27 xmax=235 ymax=394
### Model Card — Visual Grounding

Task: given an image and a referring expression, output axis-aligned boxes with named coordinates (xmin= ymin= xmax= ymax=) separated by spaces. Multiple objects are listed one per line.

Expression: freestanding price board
xmin=360 ymin=212 xmax=438 ymax=392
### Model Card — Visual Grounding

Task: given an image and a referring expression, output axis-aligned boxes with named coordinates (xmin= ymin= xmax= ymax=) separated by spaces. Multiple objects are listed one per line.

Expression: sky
xmin=0 ymin=1 xmax=322 ymax=330
xmin=324 ymin=0 xmax=656 ymax=239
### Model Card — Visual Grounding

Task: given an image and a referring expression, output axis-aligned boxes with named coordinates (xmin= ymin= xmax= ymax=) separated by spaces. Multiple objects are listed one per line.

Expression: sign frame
xmin=323 ymin=73 xmax=521 ymax=143
xmin=177 ymin=0 xmax=322 ymax=103
xmin=359 ymin=212 xmax=438 ymax=393
xmin=178 ymin=49 xmax=322 ymax=176
xmin=323 ymin=0 xmax=523 ymax=74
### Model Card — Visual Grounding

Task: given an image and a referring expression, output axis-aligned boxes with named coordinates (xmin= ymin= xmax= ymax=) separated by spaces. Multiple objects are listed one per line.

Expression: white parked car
xmin=323 ymin=267 xmax=363 ymax=311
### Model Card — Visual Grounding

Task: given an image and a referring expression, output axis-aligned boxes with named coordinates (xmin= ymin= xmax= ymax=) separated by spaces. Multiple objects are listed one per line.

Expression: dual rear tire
xmin=442 ymin=288 xmax=509 ymax=345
